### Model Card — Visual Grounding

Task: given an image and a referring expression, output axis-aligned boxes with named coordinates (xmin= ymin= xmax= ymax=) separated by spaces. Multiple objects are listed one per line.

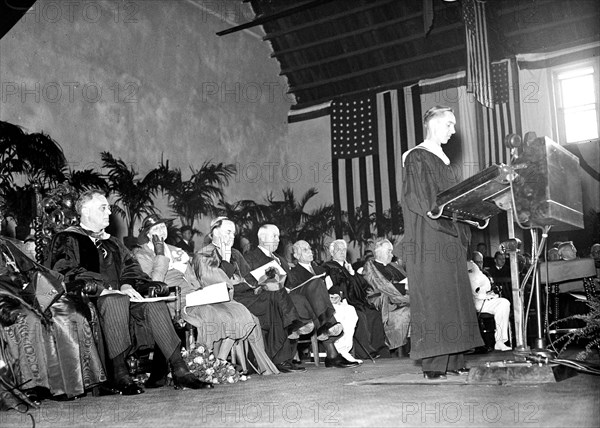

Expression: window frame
xmin=551 ymin=59 xmax=600 ymax=145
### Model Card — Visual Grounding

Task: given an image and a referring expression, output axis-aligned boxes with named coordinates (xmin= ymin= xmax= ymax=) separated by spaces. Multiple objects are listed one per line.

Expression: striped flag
xmin=478 ymin=59 xmax=522 ymax=167
xmin=330 ymin=91 xmax=407 ymax=237
xmin=463 ymin=0 xmax=493 ymax=108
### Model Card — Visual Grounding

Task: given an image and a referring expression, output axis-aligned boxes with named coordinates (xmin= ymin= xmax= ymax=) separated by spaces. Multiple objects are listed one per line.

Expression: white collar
xmin=298 ymin=262 xmax=313 ymax=271
xmin=402 ymin=139 xmax=450 ymax=166
xmin=258 ymin=246 xmax=271 ymax=258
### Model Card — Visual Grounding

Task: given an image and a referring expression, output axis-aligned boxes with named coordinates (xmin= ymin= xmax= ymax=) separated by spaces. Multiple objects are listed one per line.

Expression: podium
xmin=433 ymin=135 xmax=584 ymax=353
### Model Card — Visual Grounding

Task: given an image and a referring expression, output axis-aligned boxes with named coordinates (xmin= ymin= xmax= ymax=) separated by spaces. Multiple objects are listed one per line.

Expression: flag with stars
xmin=330 ymin=91 xmax=405 ymax=237
xmin=463 ymin=0 xmax=493 ymax=108
xmin=478 ymin=59 xmax=521 ymax=167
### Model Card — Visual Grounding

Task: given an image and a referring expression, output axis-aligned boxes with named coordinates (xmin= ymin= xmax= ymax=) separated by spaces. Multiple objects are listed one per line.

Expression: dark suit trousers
xmin=421 ymin=352 xmax=464 ymax=372
xmin=96 ymin=294 xmax=180 ymax=360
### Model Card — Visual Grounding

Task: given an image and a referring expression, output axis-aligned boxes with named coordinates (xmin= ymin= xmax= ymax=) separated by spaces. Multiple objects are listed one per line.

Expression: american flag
xmin=478 ymin=59 xmax=522 ymax=167
xmin=330 ymin=91 xmax=405 ymax=237
xmin=463 ymin=0 xmax=493 ymax=108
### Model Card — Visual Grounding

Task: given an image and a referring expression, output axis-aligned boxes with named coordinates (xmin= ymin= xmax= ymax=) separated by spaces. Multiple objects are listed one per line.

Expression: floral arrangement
xmin=176 ymin=343 xmax=247 ymax=384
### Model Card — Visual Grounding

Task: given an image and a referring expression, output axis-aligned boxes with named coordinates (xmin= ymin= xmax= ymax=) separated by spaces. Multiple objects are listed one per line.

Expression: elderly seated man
xmin=467 ymin=259 xmax=511 ymax=351
xmin=362 ymin=239 xmax=411 ymax=356
xmin=322 ymin=239 xmax=386 ymax=363
xmin=288 ymin=240 xmax=358 ymax=368
xmin=244 ymin=224 xmax=316 ymax=372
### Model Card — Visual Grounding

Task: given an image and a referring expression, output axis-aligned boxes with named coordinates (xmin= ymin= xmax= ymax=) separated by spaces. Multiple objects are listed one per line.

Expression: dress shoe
xmin=297 ymin=321 xmax=315 ymax=335
xmin=423 ymin=371 xmax=447 ymax=380
xmin=290 ymin=360 xmax=306 ymax=371
xmin=495 ymin=342 xmax=512 ymax=351
xmin=96 ymin=384 xmax=121 ymax=396
xmin=276 ymin=360 xmax=306 ymax=373
xmin=173 ymin=373 xmax=214 ymax=389
xmin=317 ymin=323 xmax=343 ymax=341
xmin=446 ymin=367 xmax=470 ymax=376
xmin=324 ymin=356 xmax=360 ymax=368
xmin=144 ymin=375 xmax=168 ymax=388
xmin=115 ymin=379 xmax=144 ymax=395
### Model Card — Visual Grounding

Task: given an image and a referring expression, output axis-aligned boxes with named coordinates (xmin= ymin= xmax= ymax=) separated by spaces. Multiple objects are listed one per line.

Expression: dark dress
xmin=401 ymin=148 xmax=483 ymax=360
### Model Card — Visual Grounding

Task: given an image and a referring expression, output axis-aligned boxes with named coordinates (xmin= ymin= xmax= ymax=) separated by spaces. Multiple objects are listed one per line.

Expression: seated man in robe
xmin=48 ymin=190 xmax=211 ymax=394
xmin=134 ymin=215 xmax=278 ymax=381
xmin=320 ymin=239 xmax=365 ymax=364
xmin=467 ymin=259 xmax=511 ymax=351
xmin=1 ymin=237 xmax=106 ymax=401
xmin=244 ymin=224 xmax=314 ymax=372
xmin=362 ymin=239 xmax=410 ymax=356
xmin=322 ymin=239 xmax=386 ymax=361
xmin=288 ymin=240 xmax=358 ymax=368
xmin=195 ymin=218 xmax=301 ymax=374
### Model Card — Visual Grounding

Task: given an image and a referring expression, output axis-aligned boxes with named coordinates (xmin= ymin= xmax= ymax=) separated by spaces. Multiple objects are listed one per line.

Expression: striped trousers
xmin=96 ymin=294 xmax=180 ymax=360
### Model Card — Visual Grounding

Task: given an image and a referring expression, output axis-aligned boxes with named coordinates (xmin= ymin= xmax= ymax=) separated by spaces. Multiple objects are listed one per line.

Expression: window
xmin=553 ymin=62 xmax=599 ymax=144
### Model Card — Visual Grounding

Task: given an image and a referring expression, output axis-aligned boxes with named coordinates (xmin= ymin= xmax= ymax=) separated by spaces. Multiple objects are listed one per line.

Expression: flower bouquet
xmin=176 ymin=343 xmax=247 ymax=384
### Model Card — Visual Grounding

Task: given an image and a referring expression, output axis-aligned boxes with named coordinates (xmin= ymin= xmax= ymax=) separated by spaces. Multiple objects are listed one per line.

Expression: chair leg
xmin=310 ymin=331 xmax=319 ymax=367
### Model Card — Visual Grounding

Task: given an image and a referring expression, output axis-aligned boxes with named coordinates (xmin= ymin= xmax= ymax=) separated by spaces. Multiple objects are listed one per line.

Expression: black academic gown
xmin=321 ymin=260 xmax=386 ymax=356
xmin=401 ymin=148 xmax=483 ymax=360
xmin=244 ymin=247 xmax=315 ymax=327
xmin=287 ymin=263 xmax=337 ymax=331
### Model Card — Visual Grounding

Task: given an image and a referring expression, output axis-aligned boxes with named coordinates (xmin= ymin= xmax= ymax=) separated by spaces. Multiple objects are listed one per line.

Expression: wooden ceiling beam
xmin=280 ymin=22 xmax=463 ymax=75
xmin=216 ymin=0 xmax=337 ymax=36
xmin=504 ymin=15 xmax=597 ymax=38
xmin=288 ymin=45 xmax=464 ymax=93
xmin=293 ymin=65 xmax=466 ymax=108
xmin=263 ymin=0 xmax=397 ymax=41
xmin=270 ymin=11 xmax=423 ymax=58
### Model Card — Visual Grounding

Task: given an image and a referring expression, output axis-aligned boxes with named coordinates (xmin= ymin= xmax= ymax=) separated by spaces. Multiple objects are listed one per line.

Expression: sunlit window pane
xmin=564 ymin=108 xmax=599 ymax=142
xmin=560 ymin=74 xmax=596 ymax=108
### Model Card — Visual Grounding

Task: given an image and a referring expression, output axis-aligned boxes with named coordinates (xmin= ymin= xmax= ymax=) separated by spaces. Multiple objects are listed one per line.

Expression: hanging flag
xmin=463 ymin=0 xmax=493 ymax=108
xmin=479 ymin=59 xmax=522 ymax=167
xmin=330 ymin=91 xmax=407 ymax=237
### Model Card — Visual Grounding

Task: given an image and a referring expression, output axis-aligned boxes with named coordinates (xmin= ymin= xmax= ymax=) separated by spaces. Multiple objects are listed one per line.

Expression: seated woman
xmin=134 ymin=215 xmax=278 ymax=377
xmin=0 ymin=237 xmax=106 ymax=401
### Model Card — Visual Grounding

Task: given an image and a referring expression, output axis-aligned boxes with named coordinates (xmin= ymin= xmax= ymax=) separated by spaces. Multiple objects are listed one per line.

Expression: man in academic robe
xmin=362 ymin=239 xmax=412 ymax=357
xmin=288 ymin=240 xmax=358 ymax=368
xmin=243 ymin=224 xmax=311 ymax=373
xmin=48 ymin=189 xmax=211 ymax=394
xmin=400 ymin=106 xmax=483 ymax=380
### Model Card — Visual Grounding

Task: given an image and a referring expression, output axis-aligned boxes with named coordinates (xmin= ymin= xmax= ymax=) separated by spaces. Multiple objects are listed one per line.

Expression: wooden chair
xmin=296 ymin=330 xmax=320 ymax=366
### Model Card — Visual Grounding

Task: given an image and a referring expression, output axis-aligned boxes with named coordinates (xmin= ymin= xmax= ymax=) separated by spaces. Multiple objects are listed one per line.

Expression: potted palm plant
xmin=101 ymin=152 xmax=176 ymax=247
xmin=163 ymin=161 xmax=236 ymax=227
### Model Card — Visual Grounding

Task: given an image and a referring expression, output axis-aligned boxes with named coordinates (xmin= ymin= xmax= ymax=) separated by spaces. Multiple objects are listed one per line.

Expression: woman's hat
xmin=139 ymin=214 xmax=172 ymax=235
